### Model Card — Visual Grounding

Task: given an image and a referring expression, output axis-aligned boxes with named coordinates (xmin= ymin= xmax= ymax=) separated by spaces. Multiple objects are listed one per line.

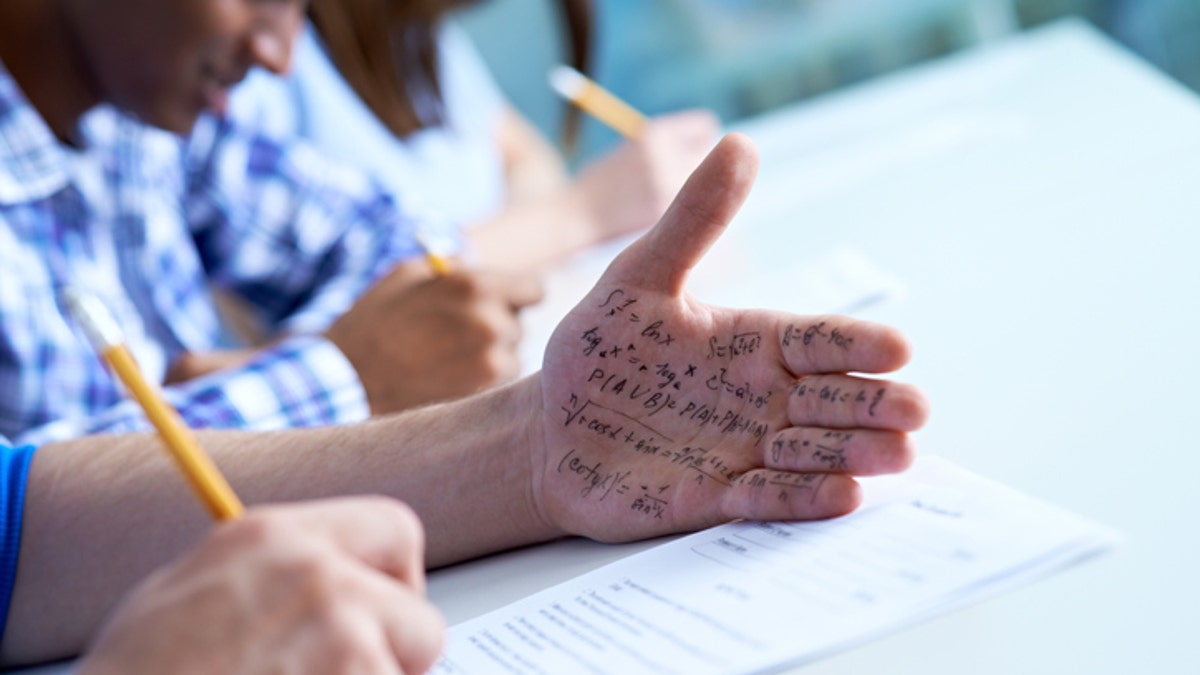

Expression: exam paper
xmin=431 ymin=456 xmax=1117 ymax=675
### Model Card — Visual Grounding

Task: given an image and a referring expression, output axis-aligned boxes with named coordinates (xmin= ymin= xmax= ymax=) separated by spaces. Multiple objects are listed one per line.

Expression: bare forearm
xmin=3 ymin=377 xmax=553 ymax=665
xmin=236 ymin=376 xmax=557 ymax=566
xmin=466 ymin=188 xmax=598 ymax=270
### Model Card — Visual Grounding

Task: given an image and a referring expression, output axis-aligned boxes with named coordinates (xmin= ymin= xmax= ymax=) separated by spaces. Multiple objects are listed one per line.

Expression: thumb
xmin=606 ymin=132 xmax=759 ymax=295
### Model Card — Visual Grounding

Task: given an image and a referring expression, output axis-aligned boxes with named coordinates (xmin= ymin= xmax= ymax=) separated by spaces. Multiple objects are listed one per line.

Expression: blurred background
xmin=458 ymin=0 xmax=1200 ymax=162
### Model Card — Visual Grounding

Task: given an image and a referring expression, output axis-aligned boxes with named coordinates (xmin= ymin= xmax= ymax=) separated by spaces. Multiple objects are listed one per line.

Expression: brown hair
xmin=557 ymin=0 xmax=591 ymax=154
xmin=308 ymin=0 xmax=593 ymax=152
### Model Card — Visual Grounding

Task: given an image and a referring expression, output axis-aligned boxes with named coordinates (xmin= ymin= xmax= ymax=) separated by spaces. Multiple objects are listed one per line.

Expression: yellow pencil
xmin=549 ymin=65 xmax=647 ymax=140
xmin=415 ymin=231 xmax=452 ymax=275
xmin=62 ymin=288 xmax=245 ymax=522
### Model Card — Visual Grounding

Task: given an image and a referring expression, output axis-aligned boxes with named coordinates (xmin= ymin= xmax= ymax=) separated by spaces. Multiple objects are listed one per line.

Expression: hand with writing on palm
xmin=533 ymin=133 xmax=930 ymax=543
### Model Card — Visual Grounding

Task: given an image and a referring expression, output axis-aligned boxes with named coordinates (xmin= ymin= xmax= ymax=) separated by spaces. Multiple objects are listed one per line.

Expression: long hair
xmin=309 ymin=0 xmax=593 ymax=152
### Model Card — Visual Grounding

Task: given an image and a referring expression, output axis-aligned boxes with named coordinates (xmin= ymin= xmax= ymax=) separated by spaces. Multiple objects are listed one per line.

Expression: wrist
xmin=511 ymin=372 xmax=559 ymax=543
xmin=386 ymin=374 xmax=560 ymax=567
xmin=481 ymin=373 xmax=561 ymax=547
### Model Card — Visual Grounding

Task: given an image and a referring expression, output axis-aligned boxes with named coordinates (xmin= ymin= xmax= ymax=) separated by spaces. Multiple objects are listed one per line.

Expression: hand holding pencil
xmin=78 ymin=498 xmax=445 ymax=675
xmin=64 ymin=290 xmax=446 ymax=673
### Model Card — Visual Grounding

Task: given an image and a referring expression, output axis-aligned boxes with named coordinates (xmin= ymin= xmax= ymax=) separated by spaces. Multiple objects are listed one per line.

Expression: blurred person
xmin=0 ymin=0 xmax=542 ymax=450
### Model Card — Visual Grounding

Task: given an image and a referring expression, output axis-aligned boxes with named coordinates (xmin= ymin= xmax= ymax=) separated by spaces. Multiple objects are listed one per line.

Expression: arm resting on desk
xmin=2 ymin=135 xmax=929 ymax=666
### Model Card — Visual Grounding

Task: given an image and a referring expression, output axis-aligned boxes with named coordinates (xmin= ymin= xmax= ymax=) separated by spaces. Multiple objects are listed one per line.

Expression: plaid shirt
xmin=0 ymin=59 xmax=425 ymax=447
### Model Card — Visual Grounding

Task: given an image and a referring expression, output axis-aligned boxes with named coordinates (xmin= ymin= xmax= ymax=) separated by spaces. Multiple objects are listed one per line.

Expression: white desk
xmin=429 ymin=19 xmax=1200 ymax=675
xmin=15 ymin=18 xmax=1200 ymax=675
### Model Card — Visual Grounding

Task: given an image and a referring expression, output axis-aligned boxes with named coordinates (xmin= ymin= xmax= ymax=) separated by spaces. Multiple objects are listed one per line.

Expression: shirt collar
xmin=0 ymin=57 xmax=71 ymax=205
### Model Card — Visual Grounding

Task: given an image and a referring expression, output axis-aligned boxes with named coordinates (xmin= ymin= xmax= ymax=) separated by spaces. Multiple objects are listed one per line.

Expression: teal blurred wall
xmin=459 ymin=0 xmax=1200 ymax=162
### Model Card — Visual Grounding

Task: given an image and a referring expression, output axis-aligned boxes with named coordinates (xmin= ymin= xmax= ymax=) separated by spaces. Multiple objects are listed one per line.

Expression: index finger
xmin=252 ymin=496 xmax=427 ymax=593
xmin=776 ymin=314 xmax=913 ymax=376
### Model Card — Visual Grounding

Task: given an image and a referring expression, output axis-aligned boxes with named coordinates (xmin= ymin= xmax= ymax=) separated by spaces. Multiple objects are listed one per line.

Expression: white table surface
xmin=15 ymin=18 xmax=1200 ymax=675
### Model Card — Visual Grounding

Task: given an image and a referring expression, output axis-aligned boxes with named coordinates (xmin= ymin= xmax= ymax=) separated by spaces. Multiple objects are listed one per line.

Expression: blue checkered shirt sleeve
xmin=14 ymin=335 xmax=367 ymax=446
xmin=182 ymin=114 xmax=429 ymax=335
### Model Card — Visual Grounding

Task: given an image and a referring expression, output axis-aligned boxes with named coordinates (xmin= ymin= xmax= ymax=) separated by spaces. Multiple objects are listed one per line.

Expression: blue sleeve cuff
xmin=0 ymin=444 xmax=37 ymax=644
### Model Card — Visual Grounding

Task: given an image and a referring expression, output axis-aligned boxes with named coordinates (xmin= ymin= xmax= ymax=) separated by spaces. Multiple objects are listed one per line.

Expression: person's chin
xmin=131 ymin=95 xmax=211 ymax=135
xmin=139 ymin=107 xmax=203 ymax=135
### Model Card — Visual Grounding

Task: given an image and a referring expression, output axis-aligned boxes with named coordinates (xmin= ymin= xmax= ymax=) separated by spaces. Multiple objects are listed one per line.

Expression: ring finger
xmin=763 ymin=426 xmax=915 ymax=475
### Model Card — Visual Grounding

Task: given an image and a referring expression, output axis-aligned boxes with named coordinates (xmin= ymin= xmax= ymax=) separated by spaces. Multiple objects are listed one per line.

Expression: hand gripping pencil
xmin=62 ymin=287 xmax=245 ymax=521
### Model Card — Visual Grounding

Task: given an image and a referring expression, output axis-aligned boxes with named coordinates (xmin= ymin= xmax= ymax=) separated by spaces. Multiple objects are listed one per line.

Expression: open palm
xmin=534 ymin=134 xmax=930 ymax=543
